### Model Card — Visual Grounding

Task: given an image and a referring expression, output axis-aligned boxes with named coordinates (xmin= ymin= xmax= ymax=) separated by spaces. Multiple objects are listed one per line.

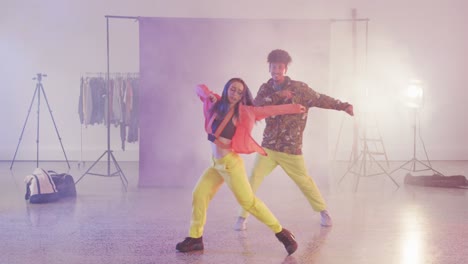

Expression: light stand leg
xmin=390 ymin=158 xmax=444 ymax=176
xmin=75 ymin=16 xmax=128 ymax=190
xmin=339 ymin=151 xmax=363 ymax=184
xmin=40 ymin=83 xmax=71 ymax=169
xmin=36 ymin=82 xmax=41 ymax=168
xmin=390 ymin=109 xmax=444 ymax=177
xmin=333 ymin=115 xmax=346 ymax=161
xmin=368 ymin=152 xmax=399 ymax=187
xmin=75 ymin=150 xmax=128 ymax=191
xmin=75 ymin=151 xmax=107 ymax=184
xmin=413 ymin=159 xmax=445 ymax=176
xmin=353 ymin=150 xmax=366 ymax=192
xmin=418 ymin=116 xmax=443 ymax=175
xmin=10 ymin=84 xmax=39 ymax=169
xmin=389 ymin=159 xmax=414 ymax=175
xmin=110 ymin=151 xmax=129 ymax=189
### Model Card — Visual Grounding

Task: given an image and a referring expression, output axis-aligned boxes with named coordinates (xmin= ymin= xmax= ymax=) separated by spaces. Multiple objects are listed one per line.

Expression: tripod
xmin=389 ymin=109 xmax=444 ymax=176
xmin=74 ymin=148 xmax=128 ymax=190
xmin=10 ymin=73 xmax=70 ymax=170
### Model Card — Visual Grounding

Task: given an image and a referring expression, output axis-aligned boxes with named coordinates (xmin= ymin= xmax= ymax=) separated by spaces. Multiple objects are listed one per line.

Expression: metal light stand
xmin=10 ymin=73 xmax=71 ymax=170
xmin=389 ymin=109 xmax=444 ymax=176
xmin=75 ymin=15 xmax=139 ymax=190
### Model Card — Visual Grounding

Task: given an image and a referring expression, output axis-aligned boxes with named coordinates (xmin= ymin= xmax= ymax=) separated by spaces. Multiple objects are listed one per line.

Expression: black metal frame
xmin=332 ymin=10 xmax=399 ymax=191
xmin=75 ymin=15 xmax=140 ymax=190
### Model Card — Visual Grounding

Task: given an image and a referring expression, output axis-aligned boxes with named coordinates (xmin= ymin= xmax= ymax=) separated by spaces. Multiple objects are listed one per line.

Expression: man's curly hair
xmin=267 ymin=49 xmax=292 ymax=65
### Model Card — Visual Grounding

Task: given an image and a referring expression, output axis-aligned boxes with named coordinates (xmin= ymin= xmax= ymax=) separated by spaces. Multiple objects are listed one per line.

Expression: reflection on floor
xmin=1 ymin=160 xmax=467 ymax=264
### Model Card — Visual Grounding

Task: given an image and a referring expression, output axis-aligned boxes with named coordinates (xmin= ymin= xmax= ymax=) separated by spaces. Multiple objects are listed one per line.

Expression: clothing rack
xmin=83 ymin=72 xmax=140 ymax=77
xmin=77 ymin=72 xmax=139 ymax=170
xmin=75 ymin=15 xmax=140 ymax=190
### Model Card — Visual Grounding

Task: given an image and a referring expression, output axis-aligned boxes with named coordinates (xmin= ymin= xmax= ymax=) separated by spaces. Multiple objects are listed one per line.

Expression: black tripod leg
xmin=389 ymin=159 xmax=414 ymax=175
xmin=110 ymin=151 xmax=128 ymax=191
xmin=10 ymin=86 xmax=38 ymax=170
xmin=339 ymin=151 xmax=363 ymax=184
xmin=75 ymin=151 xmax=108 ymax=184
xmin=333 ymin=115 xmax=346 ymax=161
xmin=369 ymin=154 xmax=400 ymax=188
xmin=40 ymin=84 xmax=71 ymax=169
xmin=353 ymin=152 xmax=367 ymax=192
xmin=414 ymin=159 xmax=445 ymax=176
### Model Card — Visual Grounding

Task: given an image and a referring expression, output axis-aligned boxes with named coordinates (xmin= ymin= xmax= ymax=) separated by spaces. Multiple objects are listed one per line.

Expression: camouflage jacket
xmin=254 ymin=76 xmax=350 ymax=155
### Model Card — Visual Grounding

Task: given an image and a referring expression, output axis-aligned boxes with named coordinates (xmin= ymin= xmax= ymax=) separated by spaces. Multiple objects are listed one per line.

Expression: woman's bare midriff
xmin=211 ymin=136 xmax=233 ymax=159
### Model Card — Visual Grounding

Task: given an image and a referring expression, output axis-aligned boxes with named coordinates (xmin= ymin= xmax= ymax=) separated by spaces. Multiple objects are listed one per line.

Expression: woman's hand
xmin=197 ymin=84 xmax=209 ymax=90
xmin=292 ymin=104 xmax=306 ymax=113
xmin=208 ymin=93 xmax=217 ymax=103
xmin=277 ymin=90 xmax=294 ymax=99
xmin=299 ymin=105 xmax=306 ymax=113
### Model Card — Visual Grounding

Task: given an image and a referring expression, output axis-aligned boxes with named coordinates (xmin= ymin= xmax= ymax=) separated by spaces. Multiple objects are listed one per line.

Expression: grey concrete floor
xmin=1 ymin=160 xmax=468 ymax=264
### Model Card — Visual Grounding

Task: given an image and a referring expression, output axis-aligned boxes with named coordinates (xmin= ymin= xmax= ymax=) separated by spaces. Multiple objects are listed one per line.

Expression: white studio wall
xmin=1 ymin=1 xmax=141 ymax=162
xmin=1 ymin=0 xmax=467 ymax=164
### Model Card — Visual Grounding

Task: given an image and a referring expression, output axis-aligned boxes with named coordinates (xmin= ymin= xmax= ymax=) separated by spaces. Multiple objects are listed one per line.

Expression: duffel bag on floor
xmin=404 ymin=173 xmax=468 ymax=188
xmin=24 ymin=168 xmax=60 ymax=203
xmin=48 ymin=171 xmax=77 ymax=198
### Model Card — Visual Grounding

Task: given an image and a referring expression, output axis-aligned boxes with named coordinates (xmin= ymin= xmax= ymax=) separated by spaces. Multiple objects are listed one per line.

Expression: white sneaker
xmin=234 ymin=216 xmax=247 ymax=231
xmin=320 ymin=210 xmax=333 ymax=227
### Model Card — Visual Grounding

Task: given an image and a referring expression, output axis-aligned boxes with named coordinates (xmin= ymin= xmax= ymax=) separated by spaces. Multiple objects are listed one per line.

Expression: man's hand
xmin=345 ymin=105 xmax=354 ymax=116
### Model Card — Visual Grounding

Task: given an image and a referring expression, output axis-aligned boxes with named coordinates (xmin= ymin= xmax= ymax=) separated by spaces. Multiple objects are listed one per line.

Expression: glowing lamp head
xmin=406 ymin=79 xmax=423 ymax=108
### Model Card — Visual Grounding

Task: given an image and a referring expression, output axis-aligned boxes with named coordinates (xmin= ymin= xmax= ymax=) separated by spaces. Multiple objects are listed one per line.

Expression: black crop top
xmin=208 ymin=116 xmax=237 ymax=142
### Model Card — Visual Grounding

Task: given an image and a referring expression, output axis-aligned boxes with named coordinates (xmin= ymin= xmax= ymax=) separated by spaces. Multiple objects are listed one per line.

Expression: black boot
xmin=176 ymin=237 xmax=204 ymax=252
xmin=275 ymin=228 xmax=298 ymax=255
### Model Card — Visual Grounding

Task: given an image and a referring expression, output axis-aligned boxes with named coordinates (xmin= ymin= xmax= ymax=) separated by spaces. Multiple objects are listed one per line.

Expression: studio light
xmin=405 ymin=79 xmax=423 ymax=109
xmin=390 ymin=79 xmax=444 ymax=176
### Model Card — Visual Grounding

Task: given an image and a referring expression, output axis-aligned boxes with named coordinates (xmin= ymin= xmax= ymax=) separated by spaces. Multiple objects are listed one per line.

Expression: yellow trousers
xmin=239 ymin=148 xmax=327 ymax=219
xmin=189 ymin=152 xmax=282 ymax=238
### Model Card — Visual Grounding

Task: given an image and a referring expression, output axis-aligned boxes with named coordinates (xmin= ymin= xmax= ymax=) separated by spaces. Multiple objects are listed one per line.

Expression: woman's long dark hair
xmin=211 ymin=78 xmax=254 ymax=120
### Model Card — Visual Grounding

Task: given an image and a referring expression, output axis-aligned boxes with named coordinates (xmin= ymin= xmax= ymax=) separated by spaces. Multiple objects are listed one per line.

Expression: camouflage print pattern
xmin=255 ymin=76 xmax=350 ymax=155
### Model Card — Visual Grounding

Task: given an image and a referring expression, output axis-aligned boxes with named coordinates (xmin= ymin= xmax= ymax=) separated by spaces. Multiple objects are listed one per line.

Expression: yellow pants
xmin=189 ymin=152 xmax=282 ymax=238
xmin=239 ymin=148 xmax=327 ymax=219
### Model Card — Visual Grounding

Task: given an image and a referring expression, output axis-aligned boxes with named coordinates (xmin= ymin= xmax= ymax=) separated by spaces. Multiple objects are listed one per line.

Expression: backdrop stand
xmin=75 ymin=15 xmax=140 ymax=190
xmin=331 ymin=10 xmax=397 ymax=191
